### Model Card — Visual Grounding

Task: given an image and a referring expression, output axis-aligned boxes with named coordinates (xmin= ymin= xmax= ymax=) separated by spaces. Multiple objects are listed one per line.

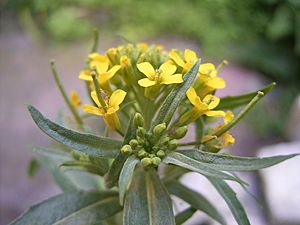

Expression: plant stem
xmin=50 ymin=61 xmax=83 ymax=125
xmin=91 ymin=73 xmax=107 ymax=111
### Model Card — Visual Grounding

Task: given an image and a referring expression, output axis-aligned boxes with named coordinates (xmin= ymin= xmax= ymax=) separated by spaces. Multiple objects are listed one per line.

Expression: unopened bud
xmin=121 ymin=145 xmax=132 ymax=154
xmin=153 ymin=123 xmax=167 ymax=136
xmin=170 ymin=126 xmax=188 ymax=139
xmin=134 ymin=113 xmax=144 ymax=128
xmin=156 ymin=150 xmax=165 ymax=158
xmin=145 ymin=132 xmax=156 ymax=145
xmin=168 ymin=139 xmax=178 ymax=150
xmin=160 ymin=136 xmax=170 ymax=145
xmin=141 ymin=157 xmax=152 ymax=167
xmin=137 ymin=136 xmax=145 ymax=145
xmin=151 ymin=157 xmax=161 ymax=166
xmin=138 ymin=149 xmax=148 ymax=158
xmin=136 ymin=127 xmax=146 ymax=138
xmin=71 ymin=151 xmax=81 ymax=160
xmin=129 ymin=139 xmax=139 ymax=148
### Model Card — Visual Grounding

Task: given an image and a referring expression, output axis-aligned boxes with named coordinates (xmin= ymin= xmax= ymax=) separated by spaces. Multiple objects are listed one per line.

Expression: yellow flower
xmin=179 ymin=87 xmax=225 ymax=125
xmin=82 ymin=89 xmax=127 ymax=130
xmin=197 ymin=63 xmax=226 ymax=90
xmin=70 ymin=90 xmax=81 ymax=108
xmin=79 ymin=53 xmax=121 ymax=88
xmin=169 ymin=49 xmax=198 ymax=72
xmin=137 ymin=62 xmax=183 ymax=87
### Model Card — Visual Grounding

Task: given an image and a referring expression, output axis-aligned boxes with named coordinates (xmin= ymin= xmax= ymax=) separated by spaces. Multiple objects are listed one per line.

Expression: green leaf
xmin=151 ymin=60 xmax=201 ymax=127
xmin=168 ymin=181 xmax=226 ymax=224
xmin=177 ymin=150 xmax=298 ymax=171
xmin=9 ymin=191 xmax=122 ymax=225
xmin=209 ymin=178 xmax=250 ymax=225
xmin=105 ymin=115 xmax=137 ymax=188
xmin=119 ymin=155 xmax=139 ymax=205
xmin=163 ymin=152 xmax=245 ymax=183
xmin=123 ymin=168 xmax=175 ymax=225
xmin=27 ymin=158 xmax=40 ymax=178
xmin=168 ymin=181 xmax=226 ymax=225
xmin=175 ymin=207 xmax=197 ymax=225
xmin=34 ymin=147 xmax=100 ymax=191
xmin=28 ymin=105 xmax=122 ymax=158
xmin=215 ymin=82 xmax=276 ymax=110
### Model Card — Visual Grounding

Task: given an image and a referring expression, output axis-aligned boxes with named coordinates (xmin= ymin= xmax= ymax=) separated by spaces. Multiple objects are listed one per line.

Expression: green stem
xmin=50 ymin=61 xmax=83 ymax=125
xmin=90 ymin=28 xmax=99 ymax=53
xmin=91 ymin=73 xmax=107 ymax=111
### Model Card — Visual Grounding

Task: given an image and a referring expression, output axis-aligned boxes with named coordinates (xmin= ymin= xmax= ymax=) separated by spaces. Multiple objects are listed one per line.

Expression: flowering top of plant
xmin=12 ymin=32 xmax=298 ymax=225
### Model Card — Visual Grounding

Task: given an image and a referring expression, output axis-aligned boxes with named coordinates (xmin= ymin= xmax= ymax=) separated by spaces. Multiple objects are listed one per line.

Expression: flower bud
xmin=151 ymin=157 xmax=161 ymax=166
xmin=129 ymin=139 xmax=139 ymax=148
xmin=134 ymin=113 xmax=144 ymax=128
xmin=138 ymin=149 xmax=148 ymax=158
xmin=159 ymin=136 xmax=170 ymax=145
xmin=145 ymin=132 xmax=156 ymax=145
xmin=136 ymin=127 xmax=146 ymax=138
xmin=153 ymin=123 xmax=167 ymax=136
xmin=141 ymin=157 xmax=152 ymax=167
xmin=156 ymin=150 xmax=165 ymax=158
xmin=121 ymin=145 xmax=132 ymax=154
xmin=168 ymin=139 xmax=178 ymax=150
xmin=170 ymin=126 xmax=188 ymax=139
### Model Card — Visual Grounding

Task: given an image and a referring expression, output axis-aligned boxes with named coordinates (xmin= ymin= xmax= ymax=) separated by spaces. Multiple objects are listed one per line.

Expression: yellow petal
xmin=90 ymin=61 xmax=109 ymax=74
xmin=184 ymin=49 xmax=197 ymax=62
xmin=186 ymin=87 xmax=198 ymax=106
xmin=161 ymin=74 xmax=183 ymax=85
xmin=137 ymin=62 xmax=155 ymax=79
xmin=169 ymin=51 xmax=185 ymax=67
xmin=79 ymin=70 xmax=92 ymax=81
xmin=224 ymin=111 xmax=234 ymax=124
xmin=204 ymin=110 xmax=225 ymax=117
xmin=98 ymin=72 xmax=111 ymax=86
xmin=206 ymin=77 xmax=226 ymax=89
xmin=104 ymin=113 xmax=120 ymax=130
xmin=138 ymin=78 xmax=156 ymax=87
xmin=160 ymin=63 xmax=177 ymax=76
xmin=109 ymin=89 xmax=127 ymax=108
xmin=107 ymin=65 xmax=121 ymax=75
xmin=70 ymin=90 xmax=81 ymax=108
xmin=91 ymin=91 xmax=101 ymax=107
xmin=107 ymin=106 xmax=119 ymax=114
xmin=82 ymin=104 xmax=104 ymax=116
xmin=199 ymin=63 xmax=215 ymax=75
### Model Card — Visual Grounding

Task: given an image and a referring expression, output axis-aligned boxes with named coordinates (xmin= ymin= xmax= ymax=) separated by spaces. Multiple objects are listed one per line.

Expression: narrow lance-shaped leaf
xmin=123 ymin=168 xmax=175 ymax=225
xmin=167 ymin=181 xmax=226 ymax=225
xmin=118 ymin=155 xmax=139 ymax=205
xmin=209 ymin=178 xmax=251 ymax=225
xmin=9 ymin=191 xmax=122 ymax=225
xmin=105 ymin=114 xmax=137 ymax=188
xmin=216 ymin=82 xmax=276 ymax=110
xmin=177 ymin=150 xmax=298 ymax=171
xmin=28 ymin=105 xmax=122 ymax=158
xmin=175 ymin=207 xmax=197 ymax=225
xmin=163 ymin=152 xmax=246 ymax=184
xmin=151 ymin=60 xmax=201 ymax=127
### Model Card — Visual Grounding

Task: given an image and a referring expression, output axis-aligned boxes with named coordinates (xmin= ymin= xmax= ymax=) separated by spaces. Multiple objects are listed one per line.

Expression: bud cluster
xmin=121 ymin=113 xmax=188 ymax=167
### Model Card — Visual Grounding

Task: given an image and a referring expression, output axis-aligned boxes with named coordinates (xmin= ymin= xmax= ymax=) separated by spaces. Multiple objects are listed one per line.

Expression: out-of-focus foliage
xmin=5 ymin=0 xmax=300 ymax=85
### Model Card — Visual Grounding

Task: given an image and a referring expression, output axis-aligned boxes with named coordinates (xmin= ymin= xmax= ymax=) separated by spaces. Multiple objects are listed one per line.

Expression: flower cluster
xmin=72 ymin=43 xmax=235 ymax=164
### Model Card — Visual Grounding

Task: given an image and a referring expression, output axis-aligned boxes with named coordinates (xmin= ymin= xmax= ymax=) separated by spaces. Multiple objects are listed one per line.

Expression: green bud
xmin=170 ymin=126 xmax=188 ymax=139
xmin=138 ymin=149 xmax=148 ymax=158
xmin=129 ymin=139 xmax=139 ymax=148
xmin=71 ymin=151 xmax=81 ymax=160
xmin=149 ymin=153 xmax=156 ymax=158
xmin=156 ymin=150 xmax=165 ymax=158
xmin=168 ymin=139 xmax=178 ymax=150
xmin=151 ymin=157 xmax=161 ymax=166
xmin=134 ymin=113 xmax=144 ymax=128
xmin=136 ymin=127 xmax=146 ymax=138
xmin=141 ymin=157 xmax=152 ymax=167
xmin=159 ymin=136 xmax=170 ymax=145
xmin=137 ymin=136 xmax=145 ymax=145
xmin=121 ymin=145 xmax=132 ymax=154
xmin=145 ymin=132 xmax=157 ymax=145
xmin=153 ymin=123 xmax=167 ymax=136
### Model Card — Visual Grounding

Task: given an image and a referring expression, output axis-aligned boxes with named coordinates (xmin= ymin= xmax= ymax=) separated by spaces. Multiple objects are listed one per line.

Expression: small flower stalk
xmin=16 ymin=31 xmax=297 ymax=225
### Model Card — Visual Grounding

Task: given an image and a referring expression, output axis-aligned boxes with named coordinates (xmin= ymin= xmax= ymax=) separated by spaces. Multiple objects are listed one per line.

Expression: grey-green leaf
xmin=105 ymin=114 xmax=137 ymax=188
xmin=168 ymin=181 xmax=226 ymax=225
xmin=9 ymin=191 xmax=122 ymax=225
xmin=119 ymin=155 xmax=139 ymax=205
xmin=28 ymin=105 xmax=122 ymax=158
xmin=216 ymin=82 xmax=276 ymax=110
xmin=163 ymin=152 xmax=245 ymax=183
xmin=123 ymin=168 xmax=175 ymax=225
xmin=34 ymin=147 xmax=100 ymax=191
xmin=175 ymin=207 xmax=197 ymax=225
xmin=177 ymin=150 xmax=298 ymax=171
xmin=151 ymin=60 xmax=201 ymax=127
xmin=209 ymin=178 xmax=251 ymax=225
